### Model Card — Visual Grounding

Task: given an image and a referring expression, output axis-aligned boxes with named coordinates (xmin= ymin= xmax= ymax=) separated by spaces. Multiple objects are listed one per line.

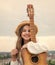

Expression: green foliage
xmin=0 ymin=53 xmax=11 ymax=60
xmin=0 ymin=55 xmax=4 ymax=59
xmin=48 ymin=59 xmax=55 ymax=65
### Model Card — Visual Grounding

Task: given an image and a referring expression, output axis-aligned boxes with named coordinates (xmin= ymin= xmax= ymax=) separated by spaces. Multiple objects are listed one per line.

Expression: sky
xmin=0 ymin=0 xmax=55 ymax=36
xmin=0 ymin=0 xmax=55 ymax=52
xmin=0 ymin=36 xmax=55 ymax=52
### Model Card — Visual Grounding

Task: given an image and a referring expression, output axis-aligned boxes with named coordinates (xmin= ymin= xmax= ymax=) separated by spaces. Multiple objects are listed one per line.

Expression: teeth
xmin=24 ymin=35 xmax=30 ymax=38
xmin=25 ymin=36 xmax=29 ymax=37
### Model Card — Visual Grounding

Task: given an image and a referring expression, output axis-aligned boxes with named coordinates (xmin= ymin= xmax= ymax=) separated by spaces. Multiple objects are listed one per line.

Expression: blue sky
xmin=0 ymin=0 xmax=55 ymax=36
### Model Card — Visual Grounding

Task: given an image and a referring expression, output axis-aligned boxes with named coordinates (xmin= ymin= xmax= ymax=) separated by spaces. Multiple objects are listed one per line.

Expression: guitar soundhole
xmin=31 ymin=56 xmax=38 ymax=63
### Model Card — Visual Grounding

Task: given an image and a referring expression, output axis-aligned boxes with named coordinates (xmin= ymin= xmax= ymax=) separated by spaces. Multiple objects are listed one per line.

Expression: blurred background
xmin=0 ymin=0 xmax=55 ymax=65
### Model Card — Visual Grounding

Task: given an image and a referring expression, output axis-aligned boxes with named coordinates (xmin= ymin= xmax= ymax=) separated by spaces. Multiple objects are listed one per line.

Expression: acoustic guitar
xmin=21 ymin=4 xmax=48 ymax=65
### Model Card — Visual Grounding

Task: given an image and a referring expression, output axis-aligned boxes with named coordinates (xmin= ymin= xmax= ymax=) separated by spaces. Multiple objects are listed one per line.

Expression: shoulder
xmin=26 ymin=41 xmax=48 ymax=54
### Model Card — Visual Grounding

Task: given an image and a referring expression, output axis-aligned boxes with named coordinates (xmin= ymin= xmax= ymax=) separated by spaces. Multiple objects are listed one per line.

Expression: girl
xmin=10 ymin=20 xmax=48 ymax=65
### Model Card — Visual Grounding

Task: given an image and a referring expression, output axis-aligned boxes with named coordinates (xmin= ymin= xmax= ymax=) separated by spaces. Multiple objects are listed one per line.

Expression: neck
xmin=24 ymin=40 xmax=30 ymax=44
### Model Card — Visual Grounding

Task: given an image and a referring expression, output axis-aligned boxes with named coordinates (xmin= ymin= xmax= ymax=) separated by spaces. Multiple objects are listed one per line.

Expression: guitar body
xmin=21 ymin=4 xmax=48 ymax=65
xmin=21 ymin=48 xmax=48 ymax=65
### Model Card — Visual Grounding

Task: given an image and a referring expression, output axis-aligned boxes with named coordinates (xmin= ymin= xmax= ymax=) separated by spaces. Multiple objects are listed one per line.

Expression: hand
xmin=11 ymin=49 xmax=18 ymax=56
xmin=11 ymin=49 xmax=18 ymax=61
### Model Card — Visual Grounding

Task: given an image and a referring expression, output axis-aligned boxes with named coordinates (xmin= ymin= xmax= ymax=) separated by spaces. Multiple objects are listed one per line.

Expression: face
xmin=21 ymin=25 xmax=31 ymax=42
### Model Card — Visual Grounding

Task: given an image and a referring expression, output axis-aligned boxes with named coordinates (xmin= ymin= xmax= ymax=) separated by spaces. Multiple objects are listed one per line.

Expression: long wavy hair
xmin=16 ymin=24 xmax=30 ymax=60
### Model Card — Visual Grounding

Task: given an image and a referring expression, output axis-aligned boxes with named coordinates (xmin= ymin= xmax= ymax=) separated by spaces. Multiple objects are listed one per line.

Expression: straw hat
xmin=15 ymin=20 xmax=38 ymax=36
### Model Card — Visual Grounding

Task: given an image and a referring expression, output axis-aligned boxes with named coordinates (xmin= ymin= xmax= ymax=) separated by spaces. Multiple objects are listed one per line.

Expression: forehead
xmin=22 ymin=25 xmax=30 ymax=30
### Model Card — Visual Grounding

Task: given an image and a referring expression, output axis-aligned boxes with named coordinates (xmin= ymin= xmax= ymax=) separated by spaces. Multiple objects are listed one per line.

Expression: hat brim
xmin=15 ymin=20 xmax=38 ymax=36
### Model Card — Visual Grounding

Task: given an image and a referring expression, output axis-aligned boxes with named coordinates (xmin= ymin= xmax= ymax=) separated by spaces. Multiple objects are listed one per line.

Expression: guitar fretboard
xmin=30 ymin=19 xmax=36 ymax=43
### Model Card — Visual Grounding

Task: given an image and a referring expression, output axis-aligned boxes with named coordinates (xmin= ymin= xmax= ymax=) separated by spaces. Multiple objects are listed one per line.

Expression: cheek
xmin=21 ymin=32 xmax=24 ymax=37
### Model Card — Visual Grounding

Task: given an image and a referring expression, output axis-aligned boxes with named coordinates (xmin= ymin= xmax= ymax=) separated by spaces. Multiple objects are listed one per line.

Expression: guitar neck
xmin=30 ymin=18 xmax=36 ymax=43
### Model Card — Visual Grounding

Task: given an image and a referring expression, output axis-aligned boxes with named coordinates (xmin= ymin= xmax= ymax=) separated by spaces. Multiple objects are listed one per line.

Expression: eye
xmin=22 ymin=29 xmax=26 ymax=32
xmin=22 ymin=30 xmax=30 ymax=32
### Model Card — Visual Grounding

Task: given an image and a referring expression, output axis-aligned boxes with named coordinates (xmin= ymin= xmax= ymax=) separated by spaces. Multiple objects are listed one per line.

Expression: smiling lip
xmin=24 ymin=35 xmax=30 ymax=37
xmin=24 ymin=36 xmax=30 ymax=38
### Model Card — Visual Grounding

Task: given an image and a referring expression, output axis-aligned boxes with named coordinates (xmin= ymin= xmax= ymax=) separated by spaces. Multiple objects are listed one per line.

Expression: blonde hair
xmin=16 ymin=24 xmax=30 ymax=60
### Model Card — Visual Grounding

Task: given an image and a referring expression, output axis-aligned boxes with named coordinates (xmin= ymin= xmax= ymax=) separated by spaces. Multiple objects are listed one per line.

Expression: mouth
xmin=24 ymin=35 xmax=30 ymax=38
